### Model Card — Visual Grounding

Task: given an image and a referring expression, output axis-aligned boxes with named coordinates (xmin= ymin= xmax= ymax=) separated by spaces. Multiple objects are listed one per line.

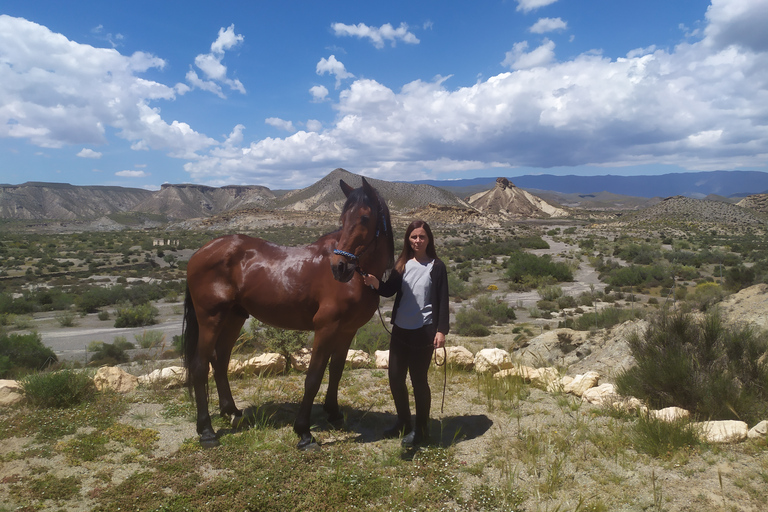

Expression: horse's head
xmin=331 ymin=177 xmax=390 ymax=283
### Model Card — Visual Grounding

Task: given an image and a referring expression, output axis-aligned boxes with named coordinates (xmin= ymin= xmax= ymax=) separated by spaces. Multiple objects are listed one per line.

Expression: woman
xmin=363 ymin=220 xmax=449 ymax=447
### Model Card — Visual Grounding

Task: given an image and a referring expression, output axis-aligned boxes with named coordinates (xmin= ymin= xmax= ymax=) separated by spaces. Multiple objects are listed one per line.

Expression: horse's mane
xmin=341 ymin=185 xmax=395 ymax=274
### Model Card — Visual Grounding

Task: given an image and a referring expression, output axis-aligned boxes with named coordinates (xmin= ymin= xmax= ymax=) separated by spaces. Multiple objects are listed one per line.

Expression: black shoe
xmin=401 ymin=429 xmax=429 ymax=447
xmin=383 ymin=423 xmax=411 ymax=439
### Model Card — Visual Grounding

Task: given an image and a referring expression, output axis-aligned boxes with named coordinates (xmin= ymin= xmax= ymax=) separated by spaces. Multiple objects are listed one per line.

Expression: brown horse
xmin=182 ymin=177 xmax=394 ymax=449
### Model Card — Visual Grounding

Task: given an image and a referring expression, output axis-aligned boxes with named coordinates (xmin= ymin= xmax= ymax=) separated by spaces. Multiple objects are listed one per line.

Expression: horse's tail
xmin=181 ymin=285 xmax=199 ymax=391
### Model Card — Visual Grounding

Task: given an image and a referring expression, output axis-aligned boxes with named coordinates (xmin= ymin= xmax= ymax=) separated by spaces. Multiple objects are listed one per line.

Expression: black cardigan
xmin=376 ymin=258 xmax=450 ymax=336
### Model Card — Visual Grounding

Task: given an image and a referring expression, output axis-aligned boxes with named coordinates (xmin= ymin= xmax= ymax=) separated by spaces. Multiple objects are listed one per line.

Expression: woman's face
xmin=409 ymin=227 xmax=429 ymax=258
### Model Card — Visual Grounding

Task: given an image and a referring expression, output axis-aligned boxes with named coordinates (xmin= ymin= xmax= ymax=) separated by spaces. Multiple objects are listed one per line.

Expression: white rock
xmin=494 ymin=365 xmax=559 ymax=389
xmin=229 ymin=353 xmax=286 ymax=376
xmin=695 ymin=420 xmax=749 ymax=443
xmin=651 ymin=406 xmax=690 ymax=422
xmin=138 ymin=366 xmax=187 ymax=389
xmin=291 ymin=348 xmax=312 ymax=372
xmin=346 ymin=350 xmax=371 ymax=369
xmin=93 ymin=366 xmax=139 ymax=393
xmin=374 ymin=350 xmax=389 ymax=369
xmin=581 ymin=383 xmax=616 ymax=405
xmin=0 ymin=379 xmax=23 ymax=406
xmin=748 ymin=420 xmax=768 ymax=439
xmin=563 ymin=371 xmax=600 ymax=396
xmin=474 ymin=348 xmax=513 ymax=373
xmin=435 ymin=346 xmax=475 ymax=370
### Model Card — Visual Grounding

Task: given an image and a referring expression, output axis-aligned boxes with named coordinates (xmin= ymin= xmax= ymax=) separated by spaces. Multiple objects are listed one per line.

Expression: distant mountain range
xmin=413 ymin=170 xmax=768 ymax=199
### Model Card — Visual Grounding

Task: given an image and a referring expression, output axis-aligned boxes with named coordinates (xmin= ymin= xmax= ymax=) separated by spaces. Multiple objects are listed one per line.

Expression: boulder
xmin=581 ymin=383 xmax=616 ymax=405
xmin=374 ymin=350 xmax=389 ymax=369
xmin=138 ymin=366 xmax=187 ymax=389
xmin=474 ymin=348 xmax=513 ymax=373
xmin=346 ymin=350 xmax=371 ymax=369
xmin=0 ymin=379 xmax=23 ymax=406
xmin=229 ymin=353 xmax=286 ymax=376
xmin=695 ymin=420 xmax=749 ymax=443
xmin=435 ymin=346 xmax=475 ymax=370
xmin=748 ymin=420 xmax=768 ymax=440
xmin=494 ymin=365 xmax=559 ymax=390
xmin=563 ymin=371 xmax=600 ymax=396
xmin=93 ymin=366 xmax=139 ymax=393
xmin=291 ymin=348 xmax=312 ymax=372
xmin=651 ymin=406 xmax=690 ymax=422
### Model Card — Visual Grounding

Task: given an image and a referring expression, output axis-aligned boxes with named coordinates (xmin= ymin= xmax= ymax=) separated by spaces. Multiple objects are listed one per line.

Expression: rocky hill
xmin=738 ymin=193 xmax=768 ymax=214
xmin=131 ymin=183 xmax=274 ymax=220
xmin=621 ymin=195 xmax=767 ymax=226
xmin=0 ymin=182 xmax=152 ymax=220
xmin=467 ymin=178 xmax=568 ymax=218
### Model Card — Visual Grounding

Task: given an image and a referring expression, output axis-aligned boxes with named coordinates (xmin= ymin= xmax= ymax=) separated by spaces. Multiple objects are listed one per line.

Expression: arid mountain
xmin=621 ymin=195 xmax=767 ymax=226
xmin=0 ymin=182 xmax=152 ymax=220
xmin=738 ymin=194 xmax=768 ymax=214
xmin=274 ymin=168 xmax=472 ymax=213
xmin=467 ymin=178 xmax=568 ymax=218
xmin=131 ymin=183 xmax=275 ymax=220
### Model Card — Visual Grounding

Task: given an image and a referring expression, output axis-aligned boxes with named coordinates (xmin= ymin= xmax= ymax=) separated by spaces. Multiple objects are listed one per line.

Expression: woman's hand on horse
xmin=363 ymin=273 xmax=379 ymax=289
xmin=434 ymin=332 xmax=445 ymax=349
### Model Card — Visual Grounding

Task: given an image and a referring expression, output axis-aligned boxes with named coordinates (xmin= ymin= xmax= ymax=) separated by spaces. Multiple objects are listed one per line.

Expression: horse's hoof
xmin=231 ymin=413 xmax=246 ymax=430
xmin=200 ymin=432 xmax=220 ymax=449
xmin=297 ymin=434 xmax=319 ymax=451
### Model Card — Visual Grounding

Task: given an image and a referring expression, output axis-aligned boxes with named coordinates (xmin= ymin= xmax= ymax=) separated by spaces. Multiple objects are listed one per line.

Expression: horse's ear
xmin=361 ymin=177 xmax=376 ymax=201
xmin=339 ymin=179 xmax=355 ymax=198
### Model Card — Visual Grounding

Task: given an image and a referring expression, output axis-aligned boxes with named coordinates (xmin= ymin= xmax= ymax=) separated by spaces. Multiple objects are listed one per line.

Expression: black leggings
xmin=388 ymin=324 xmax=435 ymax=431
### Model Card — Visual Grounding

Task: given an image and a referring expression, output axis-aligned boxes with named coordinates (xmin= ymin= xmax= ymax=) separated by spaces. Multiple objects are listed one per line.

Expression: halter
xmin=332 ymin=203 xmax=388 ymax=275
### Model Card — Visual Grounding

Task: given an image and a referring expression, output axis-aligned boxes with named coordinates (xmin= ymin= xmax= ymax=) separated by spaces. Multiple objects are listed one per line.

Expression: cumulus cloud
xmin=530 ymin=17 xmax=567 ymax=34
xmin=516 ymin=0 xmax=559 ymax=13
xmin=116 ymin=170 xmax=148 ymax=178
xmin=265 ymin=117 xmax=296 ymax=132
xmin=502 ymin=39 xmax=556 ymax=69
xmin=331 ymin=22 xmax=419 ymax=48
xmin=704 ymin=0 xmax=768 ymax=51
xmin=316 ymin=55 xmax=354 ymax=89
xmin=187 ymin=24 xmax=245 ymax=98
xmin=77 ymin=148 xmax=102 ymax=158
xmin=309 ymin=85 xmax=330 ymax=102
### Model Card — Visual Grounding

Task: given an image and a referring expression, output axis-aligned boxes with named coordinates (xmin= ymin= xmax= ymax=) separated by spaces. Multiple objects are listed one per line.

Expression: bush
xmin=20 ymin=370 xmax=95 ymax=408
xmin=351 ymin=318 xmax=390 ymax=354
xmin=689 ymin=282 xmax=726 ymax=311
xmin=239 ymin=320 xmax=309 ymax=362
xmin=55 ymin=310 xmax=78 ymax=327
xmin=631 ymin=413 xmax=701 ymax=458
xmin=616 ymin=310 xmax=768 ymax=424
xmin=473 ymin=295 xmax=516 ymax=324
xmin=134 ymin=330 xmax=165 ymax=349
xmin=0 ymin=332 xmax=57 ymax=378
xmin=560 ymin=306 xmax=643 ymax=331
xmin=454 ymin=308 xmax=493 ymax=337
xmin=88 ymin=337 xmax=134 ymax=366
xmin=506 ymin=252 xmax=573 ymax=284
xmin=114 ymin=302 xmax=159 ymax=328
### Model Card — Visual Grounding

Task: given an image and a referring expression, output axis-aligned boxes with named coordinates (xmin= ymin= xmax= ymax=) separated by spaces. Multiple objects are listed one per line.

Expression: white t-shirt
xmin=394 ymin=258 xmax=434 ymax=330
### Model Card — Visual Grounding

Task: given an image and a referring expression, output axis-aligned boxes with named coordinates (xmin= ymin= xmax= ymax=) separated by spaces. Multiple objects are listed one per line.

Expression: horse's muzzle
xmin=330 ymin=257 xmax=356 ymax=283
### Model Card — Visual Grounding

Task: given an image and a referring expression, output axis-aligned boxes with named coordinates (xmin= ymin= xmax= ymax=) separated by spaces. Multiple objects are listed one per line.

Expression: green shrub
xmin=689 ymin=282 xmax=726 ymax=311
xmin=20 ymin=370 xmax=95 ymax=408
xmin=134 ymin=330 xmax=165 ymax=349
xmin=506 ymin=252 xmax=573 ymax=284
xmin=97 ymin=310 xmax=110 ymax=321
xmin=538 ymin=285 xmax=563 ymax=301
xmin=454 ymin=308 xmax=493 ymax=337
xmin=630 ymin=413 xmax=701 ymax=458
xmin=55 ymin=309 xmax=78 ymax=327
xmin=114 ymin=302 xmax=159 ymax=328
xmin=88 ymin=337 xmax=133 ymax=366
xmin=560 ymin=306 xmax=643 ymax=331
xmin=239 ymin=320 xmax=309 ymax=362
xmin=472 ymin=295 xmax=516 ymax=324
xmin=0 ymin=332 xmax=57 ymax=377
xmin=616 ymin=310 xmax=768 ymax=424
xmin=351 ymin=318 xmax=390 ymax=354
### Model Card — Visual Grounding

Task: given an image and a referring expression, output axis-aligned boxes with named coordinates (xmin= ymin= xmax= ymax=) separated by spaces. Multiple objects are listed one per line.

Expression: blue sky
xmin=1 ymin=0 xmax=767 ymax=190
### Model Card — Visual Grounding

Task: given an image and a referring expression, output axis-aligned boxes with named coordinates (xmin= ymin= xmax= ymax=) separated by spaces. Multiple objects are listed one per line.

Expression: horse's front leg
xmin=190 ymin=355 xmax=219 ymax=448
xmin=323 ymin=337 xmax=354 ymax=427
xmin=294 ymin=348 xmax=332 ymax=450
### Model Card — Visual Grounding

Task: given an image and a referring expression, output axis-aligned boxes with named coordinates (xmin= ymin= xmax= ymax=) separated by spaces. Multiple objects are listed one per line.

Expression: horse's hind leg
xmin=211 ymin=314 xmax=247 ymax=427
xmin=189 ymin=335 xmax=219 ymax=448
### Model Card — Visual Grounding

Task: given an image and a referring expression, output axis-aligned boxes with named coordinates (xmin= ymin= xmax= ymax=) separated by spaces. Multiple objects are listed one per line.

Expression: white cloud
xmin=516 ymin=0 xmax=559 ymax=13
xmin=316 ymin=55 xmax=354 ymax=89
xmin=331 ymin=22 xmax=419 ymax=49
xmin=309 ymin=85 xmax=329 ymax=102
xmin=116 ymin=170 xmax=148 ymax=178
xmin=265 ymin=117 xmax=296 ymax=132
xmin=704 ymin=0 xmax=768 ymax=51
xmin=77 ymin=148 xmax=102 ymax=158
xmin=187 ymin=24 xmax=245 ymax=97
xmin=305 ymin=119 xmax=323 ymax=132
xmin=530 ymin=17 xmax=567 ymax=34
xmin=502 ymin=39 xmax=556 ymax=69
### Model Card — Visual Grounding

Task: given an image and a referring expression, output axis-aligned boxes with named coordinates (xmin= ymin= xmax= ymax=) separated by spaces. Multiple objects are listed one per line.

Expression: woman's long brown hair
xmin=394 ymin=220 xmax=437 ymax=273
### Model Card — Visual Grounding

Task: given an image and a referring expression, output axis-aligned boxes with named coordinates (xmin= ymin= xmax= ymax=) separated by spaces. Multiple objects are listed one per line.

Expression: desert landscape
xmin=1 ymin=170 xmax=768 ymax=511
